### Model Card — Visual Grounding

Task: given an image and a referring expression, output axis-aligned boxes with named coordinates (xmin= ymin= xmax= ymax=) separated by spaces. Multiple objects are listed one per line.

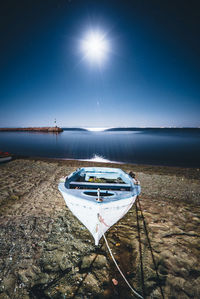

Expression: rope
xmin=135 ymin=200 xmax=146 ymax=298
xmin=137 ymin=197 xmax=165 ymax=299
xmin=99 ymin=215 xmax=144 ymax=299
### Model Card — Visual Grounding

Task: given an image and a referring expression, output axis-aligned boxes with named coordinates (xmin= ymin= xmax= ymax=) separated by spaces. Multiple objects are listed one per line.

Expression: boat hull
xmin=0 ymin=156 xmax=12 ymax=163
xmin=59 ymin=182 xmax=138 ymax=245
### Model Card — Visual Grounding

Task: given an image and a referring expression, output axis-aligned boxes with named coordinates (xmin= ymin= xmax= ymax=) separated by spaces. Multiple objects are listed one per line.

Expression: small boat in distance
xmin=0 ymin=151 xmax=12 ymax=163
xmin=58 ymin=167 xmax=141 ymax=245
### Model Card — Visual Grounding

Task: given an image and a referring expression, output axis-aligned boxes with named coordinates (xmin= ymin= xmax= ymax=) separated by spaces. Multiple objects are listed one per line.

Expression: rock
xmin=93 ymin=269 xmax=109 ymax=285
xmin=59 ymin=257 xmax=73 ymax=272
xmin=94 ymin=254 xmax=108 ymax=269
xmin=112 ymin=278 xmax=118 ymax=285
xmin=83 ymin=273 xmax=100 ymax=293
xmin=18 ymin=269 xmax=33 ymax=284
xmin=18 ymin=268 xmax=49 ymax=289
xmin=145 ymin=276 xmax=159 ymax=294
xmin=34 ymin=273 xmax=49 ymax=285
xmin=80 ymin=255 xmax=92 ymax=270
xmin=81 ymin=254 xmax=108 ymax=270
xmin=2 ymin=275 xmax=16 ymax=296
xmin=158 ymin=264 xmax=168 ymax=276
xmin=150 ymin=288 xmax=162 ymax=299
xmin=168 ymin=275 xmax=186 ymax=290
xmin=32 ymin=265 xmax=41 ymax=275
xmin=45 ymin=243 xmax=59 ymax=251
xmin=0 ymin=293 xmax=10 ymax=299
xmin=41 ymin=251 xmax=73 ymax=272
xmin=10 ymin=195 xmax=19 ymax=201
xmin=74 ymin=267 xmax=79 ymax=272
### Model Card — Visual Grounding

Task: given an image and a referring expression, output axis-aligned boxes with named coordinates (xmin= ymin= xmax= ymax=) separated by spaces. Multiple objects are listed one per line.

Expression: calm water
xmin=0 ymin=128 xmax=200 ymax=167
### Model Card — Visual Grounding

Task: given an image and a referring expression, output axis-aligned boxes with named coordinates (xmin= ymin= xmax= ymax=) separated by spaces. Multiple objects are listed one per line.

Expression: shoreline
xmin=0 ymin=158 xmax=199 ymax=298
xmin=12 ymin=155 xmax=200 ymax=179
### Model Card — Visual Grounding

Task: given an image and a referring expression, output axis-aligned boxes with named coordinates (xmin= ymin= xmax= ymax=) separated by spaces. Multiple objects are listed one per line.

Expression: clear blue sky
xmin=0 ymin=0 xmax=200 ymax=128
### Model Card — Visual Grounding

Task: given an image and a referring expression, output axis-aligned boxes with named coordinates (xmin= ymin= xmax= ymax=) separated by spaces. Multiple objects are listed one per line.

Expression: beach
xmin=0 ymin=158 xmax=199 ymax=299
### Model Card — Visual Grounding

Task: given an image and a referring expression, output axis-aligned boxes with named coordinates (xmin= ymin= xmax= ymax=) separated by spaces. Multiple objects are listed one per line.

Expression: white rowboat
xmin=0 ymin=156 xmax=12 ymax=163
xmin=0 ymin=152 xmax=12 ymax=163
xmin=58 ymin=167 xmax=141 ymax=245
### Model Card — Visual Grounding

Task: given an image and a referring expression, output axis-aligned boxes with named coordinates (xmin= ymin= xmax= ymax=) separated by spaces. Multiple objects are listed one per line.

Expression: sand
xmin=0 ymin=158 xmax=199 ymax=299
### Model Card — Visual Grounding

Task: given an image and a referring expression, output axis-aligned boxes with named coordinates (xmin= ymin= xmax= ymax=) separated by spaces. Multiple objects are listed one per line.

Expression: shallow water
xmin=0 ymin=128 xmax=200 ymax=167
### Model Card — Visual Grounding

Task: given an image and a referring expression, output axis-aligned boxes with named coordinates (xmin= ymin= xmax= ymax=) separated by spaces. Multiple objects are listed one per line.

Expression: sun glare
xmin=81 ymin=30 xmax=109 ymax=64
xmin=86 ymin=127 xmax=107 ymax=131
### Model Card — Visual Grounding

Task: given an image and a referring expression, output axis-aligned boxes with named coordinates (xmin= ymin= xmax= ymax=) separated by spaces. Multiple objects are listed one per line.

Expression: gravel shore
xmin=0 ymin=158 xmax=199 ymax=299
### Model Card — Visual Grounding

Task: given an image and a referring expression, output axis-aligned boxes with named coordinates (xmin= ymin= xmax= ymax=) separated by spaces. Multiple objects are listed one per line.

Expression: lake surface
xmin=0 ymin=128 xmax=200 ymax=167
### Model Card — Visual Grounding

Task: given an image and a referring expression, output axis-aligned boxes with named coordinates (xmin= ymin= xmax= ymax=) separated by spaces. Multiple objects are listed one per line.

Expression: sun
xmin=80 ymin=30 xmax=109 ymax=64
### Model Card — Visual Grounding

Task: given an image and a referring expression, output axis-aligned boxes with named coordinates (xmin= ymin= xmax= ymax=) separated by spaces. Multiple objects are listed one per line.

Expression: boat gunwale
xmin=68 ymin=181 xmax=131 ymax=189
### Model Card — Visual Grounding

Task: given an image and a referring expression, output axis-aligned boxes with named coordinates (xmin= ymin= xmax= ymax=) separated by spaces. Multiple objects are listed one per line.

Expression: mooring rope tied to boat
xmin=135 ymin=198 xmax=146 ymax=298
xmin=136 ymin=196 xmax=165 ymax=299
xmin=98 ymin=214 xmax=144 ymax=299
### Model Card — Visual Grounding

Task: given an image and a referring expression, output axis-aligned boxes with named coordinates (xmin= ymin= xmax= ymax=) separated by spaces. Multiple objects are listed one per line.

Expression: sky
xmin=0 ymin=0 xmax=200 ymax=128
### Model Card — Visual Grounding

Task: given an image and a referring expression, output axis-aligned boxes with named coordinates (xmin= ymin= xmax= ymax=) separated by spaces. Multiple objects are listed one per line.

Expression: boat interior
xmin=65 ymin=168 xmax=132 ymax=191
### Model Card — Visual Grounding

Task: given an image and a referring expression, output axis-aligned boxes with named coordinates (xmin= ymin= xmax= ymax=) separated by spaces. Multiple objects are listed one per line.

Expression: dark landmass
xmin=0 ymin=158 xmax=199 ymax=298
xmin=0 ymin=127 xmax=63 ymax=132
xmin=62 ymin=128 xmax=88 ymax=131
xmin=105 ymin=127 xmax=200 ymax=133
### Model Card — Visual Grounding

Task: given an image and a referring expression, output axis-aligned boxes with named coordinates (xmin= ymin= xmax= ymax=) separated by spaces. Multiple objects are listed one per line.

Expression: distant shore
xmin=0 ymin=127 xmax=63 ymax=132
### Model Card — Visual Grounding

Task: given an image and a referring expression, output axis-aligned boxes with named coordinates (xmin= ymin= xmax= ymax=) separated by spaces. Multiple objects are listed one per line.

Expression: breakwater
xmin=0 ymin=127 xmax=63 ymax=132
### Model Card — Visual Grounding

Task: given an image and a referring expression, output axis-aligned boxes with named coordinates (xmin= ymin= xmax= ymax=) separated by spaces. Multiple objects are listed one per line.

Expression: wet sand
xmin=0 ymin=158 xmax=199 ymax=298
